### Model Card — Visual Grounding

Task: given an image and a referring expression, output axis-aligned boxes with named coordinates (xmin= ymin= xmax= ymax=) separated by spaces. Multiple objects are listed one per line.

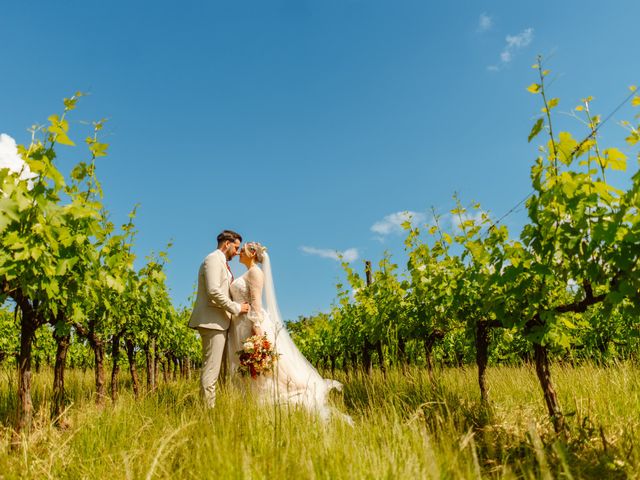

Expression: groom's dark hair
xmin=217 ymin=230 xmax=242 ymax=247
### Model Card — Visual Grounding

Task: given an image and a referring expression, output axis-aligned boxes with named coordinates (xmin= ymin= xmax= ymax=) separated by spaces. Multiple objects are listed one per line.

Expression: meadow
xmin=3 ymin=63 xmax=640 ymax=479
xmin=1 ymin=363 xmax=639 ymax=479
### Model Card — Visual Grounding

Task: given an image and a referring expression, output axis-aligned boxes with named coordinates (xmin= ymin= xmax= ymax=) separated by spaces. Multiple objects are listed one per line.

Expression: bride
xmin=227 ymin=242 xmax=349 ymax=422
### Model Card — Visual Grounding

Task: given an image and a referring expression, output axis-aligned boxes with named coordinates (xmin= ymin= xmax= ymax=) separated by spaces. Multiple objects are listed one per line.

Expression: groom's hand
xmin=240 ymin=303 xmax=250 ymax=314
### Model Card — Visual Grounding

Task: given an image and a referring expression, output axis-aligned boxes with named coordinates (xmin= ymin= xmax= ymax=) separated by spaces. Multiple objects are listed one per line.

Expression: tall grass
xmin=1 ymin=363 xmax=639 ymax=479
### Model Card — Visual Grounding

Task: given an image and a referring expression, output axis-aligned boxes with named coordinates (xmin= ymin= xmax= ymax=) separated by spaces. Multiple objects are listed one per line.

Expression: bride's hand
xmin=253 ymin=325 xmax=264 ymax=337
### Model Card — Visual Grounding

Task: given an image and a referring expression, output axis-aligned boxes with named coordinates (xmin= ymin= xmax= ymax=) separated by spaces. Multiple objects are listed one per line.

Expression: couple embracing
xmin=189 ymin=230 xmax=348 ymax=422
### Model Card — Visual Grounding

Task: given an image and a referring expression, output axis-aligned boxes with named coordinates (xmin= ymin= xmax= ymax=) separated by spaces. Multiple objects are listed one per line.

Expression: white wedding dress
xmin=228 ymin=254 xmax=349 ymax=422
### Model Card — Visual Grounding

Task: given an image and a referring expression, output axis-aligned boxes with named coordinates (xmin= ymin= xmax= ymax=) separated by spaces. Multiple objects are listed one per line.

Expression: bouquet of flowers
xmin=236 ymin=334 xmax=278 ymax=379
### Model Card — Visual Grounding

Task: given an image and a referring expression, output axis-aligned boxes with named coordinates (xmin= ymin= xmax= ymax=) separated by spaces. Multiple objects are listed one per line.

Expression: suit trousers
xmin=198 ymin=327 xmax=227 ymax=408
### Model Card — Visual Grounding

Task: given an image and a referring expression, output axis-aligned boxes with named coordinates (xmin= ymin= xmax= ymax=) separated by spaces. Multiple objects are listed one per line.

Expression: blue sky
xmin=2 ymin=1 xmax=639 ymax=320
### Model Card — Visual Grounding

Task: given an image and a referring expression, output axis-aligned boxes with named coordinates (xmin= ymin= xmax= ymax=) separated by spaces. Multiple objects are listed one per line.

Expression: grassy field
xmin=1 ymin=363 xmax=639 ymax=479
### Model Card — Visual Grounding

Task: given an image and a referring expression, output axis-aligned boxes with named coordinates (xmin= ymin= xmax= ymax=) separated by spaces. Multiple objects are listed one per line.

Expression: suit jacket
xmin=188 ymin=249 xmax=241 ymax=331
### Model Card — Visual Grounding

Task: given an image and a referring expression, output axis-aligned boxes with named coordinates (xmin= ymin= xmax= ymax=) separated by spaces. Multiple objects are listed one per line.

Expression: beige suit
xmin=189 ymin=249 xmax=241 ymax=407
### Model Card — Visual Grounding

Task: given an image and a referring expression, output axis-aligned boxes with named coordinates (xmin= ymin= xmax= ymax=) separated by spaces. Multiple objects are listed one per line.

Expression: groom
xmin=189 ymin=229 xmax=249 ymax=408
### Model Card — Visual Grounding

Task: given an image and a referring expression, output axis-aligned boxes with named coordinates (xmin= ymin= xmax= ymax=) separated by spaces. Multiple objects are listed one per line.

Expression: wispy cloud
xmin=477 ymin=13 xmax=493 ymax=33
xmin=300 ymin=246 xmax=359 ymax=263
xmin=371 ymin=211 xmax=426 ymax=236
xmin=488 ymin=27 xmax=534 ymax=71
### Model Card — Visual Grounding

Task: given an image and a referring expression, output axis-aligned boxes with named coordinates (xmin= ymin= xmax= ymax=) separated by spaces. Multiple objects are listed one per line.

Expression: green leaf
xmin=71 ymin=163 xmax=88 ymax=181
xmin=528 ymin=118 xmax=544 ymax=143
xmin=0 ymin=197 xmax=19 ymax=221
xmin=105 ymin=274 xmax=125 ymax=293
xmin=527 ymin=83 xmax=541 ymax=94
xmin=26 ymin=159 xmax=46 ymax=173
xmin=48 ymin=165 xmax=66 ymax=188
xmin=559 ymin=172 xmax=578 ymax=197
xmin=63 ymin=97 xmax=77 ymax=111
xmin=0 ymin=213 xmax=12 ymax=234
xmin=54 ymin=320 xmax=72 ymax=336
xmin=466 ymin=241 xmax=488 ymax=264
xmin=15 ymin=191 xmax=31 ymax=211
xmin=603 ymin=148 xmax=627 ymax=171
xmin=47 ymin=114 xmax=60 ymax=127
xmin=556 ymin=132 xmax=579 ymax=165
xmin=47 ymin=115 xmax=70 ymax=134
xmin=592 ymin=181 xmax=622 ymax=202
xmin=89 ymin=141 xmax=108 ymax=158
xmin=30 ymin=247 xmax=43 ymax=260
xmin=71 ymin=304 xmax=86 ymax=323
xmin=55 ymin=133 xmax=75 ymax=146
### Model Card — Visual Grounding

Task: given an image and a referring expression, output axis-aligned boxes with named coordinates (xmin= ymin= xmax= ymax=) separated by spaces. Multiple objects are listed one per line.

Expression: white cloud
xmin=488 ymin=27 xmax=534 ymax=71
xmin=477 ymin=13 xmax=493 ymax=32
xmin=0 ymin=133 xmax=37 ymax=188
xmin=371 ymin=211 xmax=426 ymax=236
xmin=300 ymin=246 xmax=359 ymax=263
xmin=506 ymin=28 xmax=534 ymax=49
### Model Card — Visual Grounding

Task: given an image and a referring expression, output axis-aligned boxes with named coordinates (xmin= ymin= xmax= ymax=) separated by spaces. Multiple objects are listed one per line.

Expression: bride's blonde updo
xmin=244 ymin=242 xmax=267 ymax=263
